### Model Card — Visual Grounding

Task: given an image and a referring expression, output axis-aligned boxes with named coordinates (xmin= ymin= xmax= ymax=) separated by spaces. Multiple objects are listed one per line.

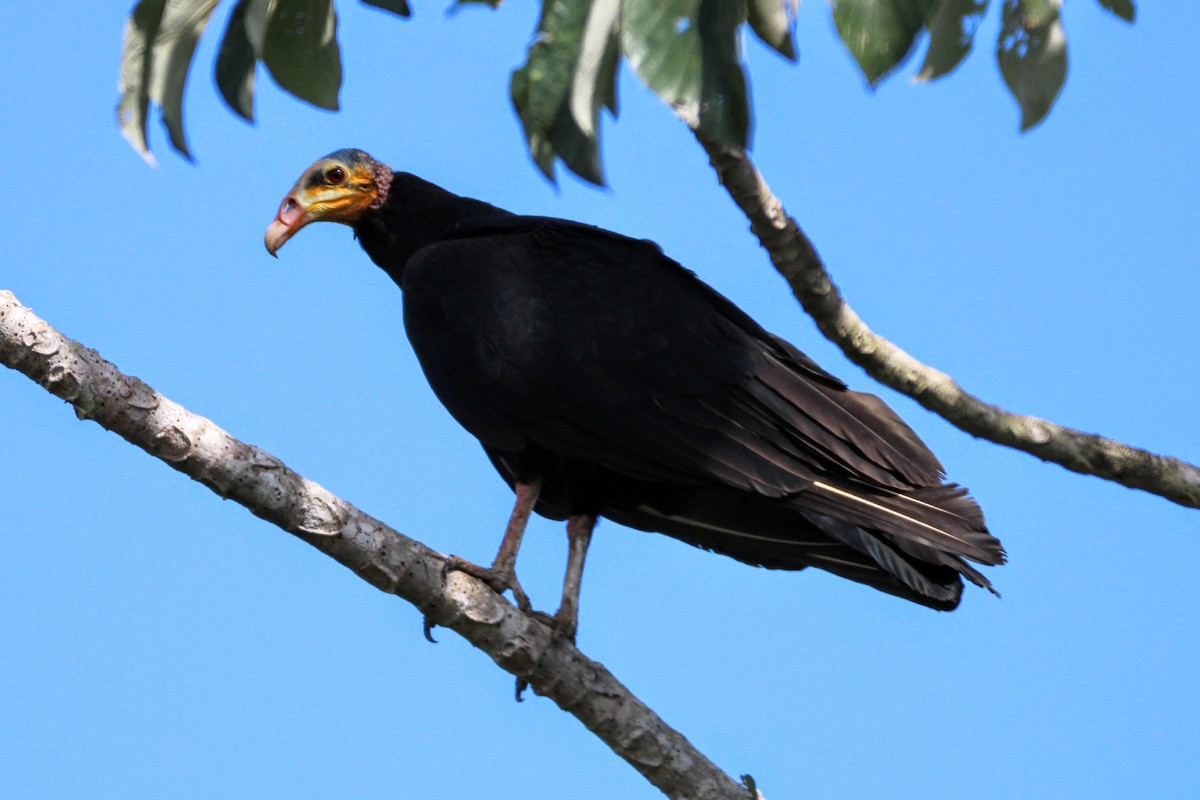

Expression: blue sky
xmin=2 ymin=3 xmax=1198 ymax=798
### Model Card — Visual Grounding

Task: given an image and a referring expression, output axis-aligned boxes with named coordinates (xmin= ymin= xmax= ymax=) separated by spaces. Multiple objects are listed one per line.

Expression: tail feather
xmin=802 ymin=480 xmax=1003 ymax=566
xmin=798 ymin=509 xmax=965 ymax=605
xmin=601 ymin=477 xmax=998 ymax=610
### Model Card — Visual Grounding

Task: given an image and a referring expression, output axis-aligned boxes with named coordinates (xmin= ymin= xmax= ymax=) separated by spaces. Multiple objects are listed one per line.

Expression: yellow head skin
xmin=264 ymin=150 xmax=387 ymax=256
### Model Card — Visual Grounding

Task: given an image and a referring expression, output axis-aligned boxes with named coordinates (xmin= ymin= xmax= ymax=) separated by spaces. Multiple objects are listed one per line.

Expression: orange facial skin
xmin=265 ymin=152 xmax=383 ymax=256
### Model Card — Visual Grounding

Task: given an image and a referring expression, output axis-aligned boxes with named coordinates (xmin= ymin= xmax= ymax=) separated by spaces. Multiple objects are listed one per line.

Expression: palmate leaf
xmin=510 ymin=0 xmax=621 ymax=184
xmin=251 ymin=0 xmax=343 ymax=112
xmin=224 ymin=0 xmax=378 ymax=125
xmin=746 ymin=0 xmax=797 ymax=61
xmin=831 ymin=0 xmax=1070 ymax=132
xmin=117 ymin=0 xmax=1134 ymax=166
xmin=997 ymin=0 xmax=1067 ymax=131
xmin=510 ymin=0 xmax=751 ymax=184
xmin=831 ymin=0 xmax=929 ymax=87
xmin=117 ymin=0 xmax=168 ymax=162
xmin=363 ymin=0 xmax=412 ymax=15
xmin=621 ymin=1 xmax=704 ymax=114
xmin=833 ymin=0 xmax=994 ymax=86
xmin=215 ymin=0 xmax=258 ymax=121
xmin=1096 ymin=0 xmax=1135 ymax=23
xmin=1020 ymin=0 xmax=1057 ymax=27
xmin=152 ymin=0 xmax=221 ymax=158
xmin=694 ymin=1 xmax=752 ymax=147
xmin=121 ymin=0 xmax=353 ymax=161
xmin=915 ymin=0 xmax=988 ymax=83
xmin=117 ymin=0 xmax=220 ymax=163
xmin=621 ymin=0 xmax=749 ymax=146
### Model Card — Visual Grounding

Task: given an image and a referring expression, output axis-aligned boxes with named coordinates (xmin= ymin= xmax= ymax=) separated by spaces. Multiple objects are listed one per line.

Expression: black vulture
xmin=265 ymin=149 xmax=1004 ymax=640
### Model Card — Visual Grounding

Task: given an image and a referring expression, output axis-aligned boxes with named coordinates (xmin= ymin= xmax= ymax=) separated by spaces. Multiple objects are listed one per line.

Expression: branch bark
xmin=695 ymin=134 xmax=1200 ymax=510
xmin=0 ymin=289 xmax=755 ymax=800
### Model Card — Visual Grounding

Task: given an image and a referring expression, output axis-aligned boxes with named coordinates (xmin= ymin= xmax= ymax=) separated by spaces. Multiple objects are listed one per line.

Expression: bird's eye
xmin=325 ymin=166 xmax=346 ymax=185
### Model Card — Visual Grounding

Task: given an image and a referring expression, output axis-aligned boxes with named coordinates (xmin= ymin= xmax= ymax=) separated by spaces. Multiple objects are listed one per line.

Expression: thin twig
xmin=0 ymin=289 xmax=755 ymax=800
xmin=695 ymin=134 xmax=1200 ymax=509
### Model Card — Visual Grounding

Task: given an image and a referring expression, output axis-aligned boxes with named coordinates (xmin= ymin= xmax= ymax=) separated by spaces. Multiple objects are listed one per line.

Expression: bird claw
xmin=550 ymin=609 xmax=578 ymax=645
xmin=527 ymin=609 xmax=556 ymax=627
xmin=524 ymin=608 xmax=577 ymax=644
xmin=440 ymin=557 xmax=577 ymax=643
xmin=443 ymin=555 xmax=533 ymax=613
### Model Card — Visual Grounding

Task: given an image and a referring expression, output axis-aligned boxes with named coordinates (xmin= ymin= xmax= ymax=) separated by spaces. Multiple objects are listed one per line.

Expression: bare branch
xmin=0 ymin=289 xmax=755 ymax=800
xmin=695 ymin=135 xmax=1200 ymax=510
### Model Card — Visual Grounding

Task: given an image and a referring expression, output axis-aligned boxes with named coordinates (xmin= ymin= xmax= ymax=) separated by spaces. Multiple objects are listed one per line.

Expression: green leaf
xmin=1096 ymin=0 xmax=1135 ymax=23
xmin=362 ymin=0 xmax=412 ymax=16
xmin=571 ymin=0 xmax=622 ymax=126
xmin=518 ymin=0 xmax=596 ymax=136
xmin=116 ymin=0 xmax=220 ymax=162
xmin=997 ymin=0 xmax=1068 ymax=131
xmin=1020 ymin=0 xmax=1058 ymax=28
xmin=259 ymin=0 xmax=343 ymax=112
xmin=915 ymin=0 xmax=988 ymax=82
xmin=117 ymin=0 xmax=220 ymax=161
xmin=832 ymin=0 xmax=928 ymax=86
xmin=622 ymin=0 xmax=751 ymax=147
xmin=747 ymin=0 xmax=797 ymax=61
xmin=510 ymin=68 xmax=556 ymax=179
xmin=243 ymin=0 xmax=268 ymax=50
xmin=215 ymin=0 xmax=258 ymax=122
xmin=117 ymin=0 xmax=169 ymax=163
xmin=510 ymin=0 xmax=622 ymax=184
xmin=150 ymin=0 xmax=220 ymax=158
xmin=696 ymin=1 xmax=751 ymax=146
xmin=621 ymin=0 xmax=700 ymax=111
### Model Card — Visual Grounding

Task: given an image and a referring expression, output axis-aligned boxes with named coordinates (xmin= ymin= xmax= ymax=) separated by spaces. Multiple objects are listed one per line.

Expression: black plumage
xmin=266 ymin=149 xmax=1004 ymax=636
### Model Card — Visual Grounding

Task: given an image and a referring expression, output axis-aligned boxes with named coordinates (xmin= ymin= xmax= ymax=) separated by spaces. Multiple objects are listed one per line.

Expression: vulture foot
xmin=443 ymin=556 xmax=532 ymax=613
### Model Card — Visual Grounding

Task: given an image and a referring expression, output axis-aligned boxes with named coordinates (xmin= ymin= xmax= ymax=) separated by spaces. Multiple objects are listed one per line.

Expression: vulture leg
xmin=445 ymin=477 xmax=542 ymax=612
xmin=552 ymin=513 xmax=597 ymax=643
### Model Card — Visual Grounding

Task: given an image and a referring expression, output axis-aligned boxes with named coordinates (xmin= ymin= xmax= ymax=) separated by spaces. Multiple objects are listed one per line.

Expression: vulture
xmin=265 ymin=149 xmax=1003 ymax=640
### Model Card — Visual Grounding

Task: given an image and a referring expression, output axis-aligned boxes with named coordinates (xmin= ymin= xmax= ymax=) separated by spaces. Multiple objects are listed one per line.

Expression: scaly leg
xmin=552 ymin=513 xmax=597 ymax=642
xmin=445 ymin=477 xmax=542 ymax=612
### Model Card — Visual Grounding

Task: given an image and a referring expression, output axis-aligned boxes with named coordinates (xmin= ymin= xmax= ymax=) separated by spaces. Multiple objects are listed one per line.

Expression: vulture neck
xmin=352 ymin=171 xmax=511 ymax=287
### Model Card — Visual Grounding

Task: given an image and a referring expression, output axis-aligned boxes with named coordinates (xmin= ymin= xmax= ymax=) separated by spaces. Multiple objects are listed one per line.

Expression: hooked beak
xmin=264 ymin=195 xmax=310 ymax=257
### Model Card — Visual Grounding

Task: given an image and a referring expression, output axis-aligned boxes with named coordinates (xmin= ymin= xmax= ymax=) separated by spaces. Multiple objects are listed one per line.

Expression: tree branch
xmin=0 ymin=289 xmax=756 ymax=800
xmin=695 ymin=133 xmax=1200 ymax=510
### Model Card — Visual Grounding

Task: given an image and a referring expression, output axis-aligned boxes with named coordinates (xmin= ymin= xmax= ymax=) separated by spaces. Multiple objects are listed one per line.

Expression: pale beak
xmin=264 ymin=195 xmax=310 ymax=257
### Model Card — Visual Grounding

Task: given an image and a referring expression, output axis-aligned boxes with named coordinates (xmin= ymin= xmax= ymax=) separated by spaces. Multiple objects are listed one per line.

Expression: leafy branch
xmin=110 ymin=0 xmax=1192 ymax=509
xmin=110 ymin=1 xmax=1194 ymax=499
xmin=117 ymin=0 xmax=1136 ymax=168
xmin=0 ymin=289 xmax=758 ymax=800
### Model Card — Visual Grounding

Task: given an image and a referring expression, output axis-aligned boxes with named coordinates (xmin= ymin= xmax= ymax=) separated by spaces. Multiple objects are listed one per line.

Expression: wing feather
xmin=402 ymin=216 xmax=1002 ymax=606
